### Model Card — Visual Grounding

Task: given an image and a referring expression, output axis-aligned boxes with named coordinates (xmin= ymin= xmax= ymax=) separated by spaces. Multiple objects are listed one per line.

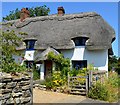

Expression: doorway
xmin=44 ymin=60 xmax=52 ymax=78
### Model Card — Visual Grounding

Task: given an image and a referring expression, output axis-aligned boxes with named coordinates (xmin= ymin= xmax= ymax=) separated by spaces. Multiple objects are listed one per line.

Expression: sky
xmin=1 ymin=2 xmax=119 ymax=57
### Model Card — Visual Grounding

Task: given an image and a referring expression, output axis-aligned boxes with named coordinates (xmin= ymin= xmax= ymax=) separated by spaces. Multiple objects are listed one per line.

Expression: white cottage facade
xmin=2 ymin=7 xmax=115 ymax=80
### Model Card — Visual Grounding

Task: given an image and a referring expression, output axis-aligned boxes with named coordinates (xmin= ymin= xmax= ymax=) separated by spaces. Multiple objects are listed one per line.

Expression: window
xmin=72 ymin=37 xmax=88 ymax=46
xmin=72 ymin=60 xmax=87 ymax=70
xmin=24 ymin=40 xmax=36 ymax=50
xmin=25 ymin=61 xmax=34 ymax=68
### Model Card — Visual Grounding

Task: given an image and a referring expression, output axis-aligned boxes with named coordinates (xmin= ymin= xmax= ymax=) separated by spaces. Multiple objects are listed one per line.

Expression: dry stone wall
xmin=0 ymin=72 xmax=32 ymax=105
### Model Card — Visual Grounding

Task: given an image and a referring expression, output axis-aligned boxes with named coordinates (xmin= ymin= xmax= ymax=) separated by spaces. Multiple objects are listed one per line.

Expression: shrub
xmin=88 ymin=81 xmax=109 ymax=101
xmin=69 ymin=68 xmax=79 ymax=76
xmin=88 ymin=72 xmax=119 ymax=102
xmin=1 ymin=61 xmax=26 ymax=73
xmin=52 ymin=71 xmax=67 ymax=87
xmin=107 ymin=72 xmax=119 ymax=88
xmin=33 ymin=70 xmax=40 ymax=80
xmin=44 ymin=76 xmax=53 ymax=90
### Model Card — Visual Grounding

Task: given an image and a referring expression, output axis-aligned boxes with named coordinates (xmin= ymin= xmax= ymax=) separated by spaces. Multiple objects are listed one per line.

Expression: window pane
xmin=72 ymin=60 xmax=87 ymax=69
xmin=73 ymin=37 xmax=88 ymax=46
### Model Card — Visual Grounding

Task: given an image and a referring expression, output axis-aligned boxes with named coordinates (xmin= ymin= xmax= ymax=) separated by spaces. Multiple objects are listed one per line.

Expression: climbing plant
xmin=47 ymin=51 xmax=70 ymax=76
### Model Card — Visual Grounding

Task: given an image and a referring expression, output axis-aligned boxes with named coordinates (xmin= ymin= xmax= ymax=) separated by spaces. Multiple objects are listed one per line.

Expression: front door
xmin=44 ymin=60 xmax=52 ymax=78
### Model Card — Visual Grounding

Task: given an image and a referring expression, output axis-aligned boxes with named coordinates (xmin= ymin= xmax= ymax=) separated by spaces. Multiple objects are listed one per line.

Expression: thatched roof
xmin=35 ymin=47 xmax=60 ymax=61
xmin=2 ymin=12 xmax=115 ymax=51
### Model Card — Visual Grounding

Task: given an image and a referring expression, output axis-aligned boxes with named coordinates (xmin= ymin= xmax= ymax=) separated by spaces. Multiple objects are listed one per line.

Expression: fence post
xmin=86 ymin=76 xmax=88 ymax=94
xmin=89 ymin=70 xmax=93 ymax=89
xmin=68 ymin=73 xmax=70 ymax=88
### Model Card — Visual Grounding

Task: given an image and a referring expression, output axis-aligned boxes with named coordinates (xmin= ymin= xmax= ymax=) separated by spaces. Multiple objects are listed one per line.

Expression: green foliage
xmin=3 ymin=5 xmax=50 ymax=21
xmin=44 ymin=76 xmax=53 ymax=90
xmin=88 ymin=72 xmax=119 ymax=102
xmin=47 ymin=52 xmax=70 ymax=76
xmin=3 ymin=8 xmax=20 ymax=21
xmin=43 ymin=71 xmax=67 ymax=90
xmin=88 ymin=81 xmax=109 ymax=101
xmin=69 ymin=68 xmax=79 ymax=76
xmin=1 ymin=30 xmax=27 ymax=73
xmin=88 ymin=64 xmax=94 ymax=71
xmin=33 ymin=70 xmax=40 ymax=80
xmin=69 ymin=68 xmax=88 ymax=84
xmin=107 ymin=72 xmax=119 ymax=88
xmin=52 ymin=71 xmax=67 ymax=87
xmin=42 ymin=52 xmax=70 ymax=90
xmin=69 ymin=68 xmax=88 ymax=77
xmin=29 ymin=5 xmax=50 ymax=17
xmin=108 ymin=55 xmax=119 ymax=72
xmin=1 ymin=61 xmax=26 ymax=73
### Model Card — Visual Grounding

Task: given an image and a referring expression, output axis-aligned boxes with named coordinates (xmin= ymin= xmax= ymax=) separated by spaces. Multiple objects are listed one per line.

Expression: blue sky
xmin=2 ymin=2 xmax=118 ymax=56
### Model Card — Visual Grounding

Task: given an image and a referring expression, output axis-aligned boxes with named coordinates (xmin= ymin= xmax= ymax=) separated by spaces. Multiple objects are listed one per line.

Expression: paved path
xmin=33 ymin=88 xmax=108 ymax=104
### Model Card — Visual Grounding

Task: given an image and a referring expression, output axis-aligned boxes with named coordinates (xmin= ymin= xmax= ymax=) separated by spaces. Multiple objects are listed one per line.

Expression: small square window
xmin=72 ymin=60 xmax=87 ymax=70
xmin=72 ymin=37 xmax=88 ymax=46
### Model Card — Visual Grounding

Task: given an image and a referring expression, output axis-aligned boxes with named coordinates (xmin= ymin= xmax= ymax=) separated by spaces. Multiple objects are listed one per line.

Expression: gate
xmin=68 ymin=70 xmax=107 ymax=95
xmin=68 ymin=75 xmax=88 ymax=95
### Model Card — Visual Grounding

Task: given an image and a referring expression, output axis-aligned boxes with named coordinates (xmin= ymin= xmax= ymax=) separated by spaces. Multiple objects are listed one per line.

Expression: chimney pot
xmin=57 ymin=7 xmax=65 ymax=16
xmin=20 ymin=8 xmax=30 ymax=22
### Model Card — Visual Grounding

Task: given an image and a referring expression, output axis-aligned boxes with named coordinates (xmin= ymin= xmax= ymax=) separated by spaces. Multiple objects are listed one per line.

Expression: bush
xmin=33 ymin=70 xmax=40 ymax=80
xmin=88 ymin=81 xmax=109 ymax=101
xmin=44 ymin=76 xmax=53 ymax=90
xmin=107 ymin=72 xmax=119 ymax=88
xmin=69 ymin=68 xmax=79 ymax=76
xmin=52 ymin=71 xmax=65 ymax=87
xmin=88 ymin=72 xmax=119 ymax=102
xmin=1 ymin=61 xmax=26 ymax=73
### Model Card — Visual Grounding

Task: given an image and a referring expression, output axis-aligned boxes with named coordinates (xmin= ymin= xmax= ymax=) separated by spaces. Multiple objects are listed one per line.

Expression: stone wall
xmin=0 ymin=72 xmax=32 ymax=105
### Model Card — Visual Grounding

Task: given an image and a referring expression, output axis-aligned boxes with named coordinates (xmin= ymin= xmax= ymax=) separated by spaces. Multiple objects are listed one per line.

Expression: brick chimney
xmin=20 ymin=8 xmax=30 ymax=22
xmin=57 ymin=7 xmax=65 ymax=16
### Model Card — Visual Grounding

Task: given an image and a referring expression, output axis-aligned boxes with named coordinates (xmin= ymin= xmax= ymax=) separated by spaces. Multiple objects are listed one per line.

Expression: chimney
xmin=20 ymin=8 xmax=30 ymax=22
xmin=57 ymin=7 xmax=65 ymax=16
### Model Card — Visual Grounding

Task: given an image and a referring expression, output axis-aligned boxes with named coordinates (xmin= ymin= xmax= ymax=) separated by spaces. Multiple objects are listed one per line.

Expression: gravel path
xmin=33 ymin=88 xmax=86 ymax=103
xmin=33 ymin=88 xmax=109 ymax=104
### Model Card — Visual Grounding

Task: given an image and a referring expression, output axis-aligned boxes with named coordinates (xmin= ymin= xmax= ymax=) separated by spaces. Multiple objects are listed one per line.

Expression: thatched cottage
xmin=2 ymin=7 xmax=115 ymax=80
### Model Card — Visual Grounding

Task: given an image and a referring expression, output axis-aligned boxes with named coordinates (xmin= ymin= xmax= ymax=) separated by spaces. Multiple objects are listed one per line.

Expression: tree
xmin=2 ymin=5 xmax=50 ymax=21
xmin=0 ymin=29 xmax=27 ymax=73
xmin=108 ymin=55 xmax=120 ymax=73
xmin=117 ymin=57 xmax=120 ymax=74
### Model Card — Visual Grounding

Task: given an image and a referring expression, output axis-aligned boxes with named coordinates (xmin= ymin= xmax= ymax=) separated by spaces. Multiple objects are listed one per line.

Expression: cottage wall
xmin=13 ymin=48 xmax=108 ymax=80
xmin=61 ymin=48 xmax=108 ymax=71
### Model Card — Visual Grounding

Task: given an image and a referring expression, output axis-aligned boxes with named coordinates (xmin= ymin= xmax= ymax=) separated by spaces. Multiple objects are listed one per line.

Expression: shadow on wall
xmin=61 ymin=49 xmax=74 ymax=60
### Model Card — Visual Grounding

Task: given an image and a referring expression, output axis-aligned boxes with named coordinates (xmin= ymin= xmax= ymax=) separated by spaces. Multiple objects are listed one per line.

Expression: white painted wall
xmin=24 ymin=50 xmax=35 ymax=61
xmin=40 ymin=62 xmax=45 ymax=80
xmin=84 ymin=49 xmax=108 ymax=71
xmin=13 ymin=47 xmax=108 ymax=80
xmin=61 ymin=47 xmax=108 ymax=71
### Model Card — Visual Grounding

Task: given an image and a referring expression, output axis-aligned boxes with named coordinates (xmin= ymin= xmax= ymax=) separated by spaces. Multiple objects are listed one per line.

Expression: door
xmin=44 ymin=60 xmax=52 ymax=78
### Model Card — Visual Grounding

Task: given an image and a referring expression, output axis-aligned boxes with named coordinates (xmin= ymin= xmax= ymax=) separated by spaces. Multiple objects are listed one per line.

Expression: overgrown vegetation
xmin=42 ymin=52 xmax=70 ymax=91
xmin=108 ymin=55 xmax=120 ymax=74
xmin=1 ymin=30 xmax=27 ymax=73
xmin=39 ymin=52 xmax=119 ymax=102
xmin=3 ymin=5 xmax=50 ymax=21
xmin=33 ymin=69 xmax=40 ymax=80
xmin=47 ymin=52 xmax=70 ymax=76
xmin=88 ymin=72 xmax=119 ymax=102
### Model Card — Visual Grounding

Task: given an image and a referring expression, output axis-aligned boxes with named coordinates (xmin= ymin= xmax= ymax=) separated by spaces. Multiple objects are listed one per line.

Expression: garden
xmin=33 ymin=51 xmax=120 ymax=103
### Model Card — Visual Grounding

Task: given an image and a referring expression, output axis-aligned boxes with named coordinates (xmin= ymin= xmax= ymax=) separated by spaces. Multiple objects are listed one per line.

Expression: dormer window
xmin=72 ymin=37 xmax=88 ymax=46
xmin=23 ymin=39 xmax=37 ymax=50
